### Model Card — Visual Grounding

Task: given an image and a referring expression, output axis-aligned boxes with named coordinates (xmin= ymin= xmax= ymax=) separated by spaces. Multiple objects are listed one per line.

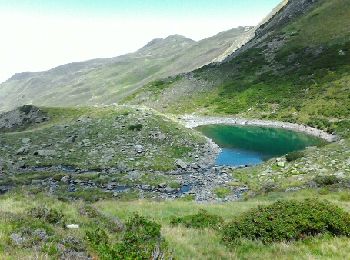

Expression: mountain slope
xmin=0 ymin=27 xmax=253 ymax=112
xmin=126 ymin=0 xmax=350 ymax=137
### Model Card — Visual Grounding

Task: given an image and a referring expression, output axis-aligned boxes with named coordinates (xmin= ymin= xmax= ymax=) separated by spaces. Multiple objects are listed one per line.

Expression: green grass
xmin=2 ymin=187 xmax=350 ymax=259
xmin=0 ymin=106 xmax=207 ymax=173
xmin=231 ymin=138 xmax=350 ymax=194
xmin=126 ymin=0 xmax=350 ymax=138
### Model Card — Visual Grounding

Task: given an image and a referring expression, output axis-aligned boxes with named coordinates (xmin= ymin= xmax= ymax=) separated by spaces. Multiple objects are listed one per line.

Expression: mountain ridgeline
xmin=0 ymin=27 xmax=253 ymax=111
xmin=1 ymin=0 xmax=350 ymax=258
xmin=126 ymin=0 xmax=350 ymax=138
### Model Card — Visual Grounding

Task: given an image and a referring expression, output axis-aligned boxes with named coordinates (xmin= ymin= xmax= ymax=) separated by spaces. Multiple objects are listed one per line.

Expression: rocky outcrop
xmin=0 ymin=105 xmax=49 ymax=131
xmin=224 ymin=0 xmax=319 ymax=62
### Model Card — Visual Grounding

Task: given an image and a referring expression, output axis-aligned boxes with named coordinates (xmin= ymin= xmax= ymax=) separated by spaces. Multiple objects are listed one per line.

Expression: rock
xmin=165 ymin=187 xmax=176 ymax=193
xmin=66 ymin=224 xmax=79 ymax=229
xmin=10 ymin=233 xmax=25 ymax=245
xmin=66 ymin=135 xmax=77 ymax=143
xmin=134 ymin=145 xmax=144 ymax=153
xmin=335 ymin=172 xmax=345 ymax=178
xmin=68 ymin=184 xmax=76 ymax=192
xmin=158 ymin=183 xmax=167 ymax=188
xmin=339 ymin=50 xmax=346 ymax=56
xmin=33 ymin=229 xmax=48 ymax=241
xmin=31 ymin=179 xmax=42 ymax=185
xmin=34 ymin=150 xmax=56 ymax=157
xmin=0 ymin=105 xmax=49 ymax=131
xmin=16 ymin=146 xmax=29 ymax=155
xmin=76 ymin=116 xmax=92 ymax=123
xmin=150 ymin=131 xmax=166 ymax=140
xmin=285 ymin=187 xmax=302 ymax=192
xmin=61 ymin=175 xmax=70 ymax=183
xmin=277 ymin=162 xmax=285 ymax=167
xmin=107 ymin=182 xmax=117 ymax=190
xmin=141 ymin=184 xmax=152 ymax=191
xmin=0 ymin=186 xmax=10 ymax=194
xmin=16 ymin=161 xmax=26 ymax=169
xmin=175 ymin=159 xmax=187 ymax=169
xmin=21 ymin=138 xmax=31 ymax=144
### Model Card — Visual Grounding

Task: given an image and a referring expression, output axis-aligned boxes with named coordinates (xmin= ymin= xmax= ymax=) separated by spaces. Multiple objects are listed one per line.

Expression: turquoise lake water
xmin=196 ymin=125 xmax=325 ymax=166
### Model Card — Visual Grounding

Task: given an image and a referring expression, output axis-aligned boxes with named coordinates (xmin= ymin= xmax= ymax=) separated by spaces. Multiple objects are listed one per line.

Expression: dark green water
xmin=196 ymin=125 xmax=325 ymax=166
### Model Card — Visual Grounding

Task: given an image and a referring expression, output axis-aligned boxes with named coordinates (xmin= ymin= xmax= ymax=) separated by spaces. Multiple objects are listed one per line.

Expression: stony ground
xmin=1 ymin=105 xmax=349 ymax=203
xmin=232 ymin=138 xmax=350 ymax=195
xmin=0 ymin=105 xmax=246 ymax=202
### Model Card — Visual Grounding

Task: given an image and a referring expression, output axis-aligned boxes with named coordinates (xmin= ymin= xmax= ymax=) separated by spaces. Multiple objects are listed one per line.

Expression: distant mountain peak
xmin=137 ymin=34 xmax=195 ymax=54
xmin=164 ymin=34 xmax=195 ymax=42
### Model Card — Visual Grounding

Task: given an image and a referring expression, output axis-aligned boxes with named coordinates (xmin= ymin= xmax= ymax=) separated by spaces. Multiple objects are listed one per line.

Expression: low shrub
xmin=222 ymin=199 xmax=350 ymax=244
xmin=86 ymin=214 xmax=168 ymax=259
xmin=28 ymin=206 xmax=65 ymax=225
xmin=86 ymin=228 xmax=112 ymax=259
xmin=114 ymin=214 xmax=167 ymax=259
xmin=170 ymin=209 xmax=224 ymax=229
xmin=128 ymin=124 xmax=143 ymax=131
xmin=286 ymin=151 xmax=305 ymax=162
xmin=339 ymin=192 xmax=350 ymax=202
xmin=214 ymin=187 xmax=231 ymax=198
xmin=314 ymin=175 xmax=340 ymax=186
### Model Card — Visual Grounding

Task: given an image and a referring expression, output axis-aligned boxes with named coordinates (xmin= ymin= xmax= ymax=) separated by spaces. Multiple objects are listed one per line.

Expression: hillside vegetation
xmin=1 ymin=0 xmax=350 ymax=259
xmin=127 ymin=0 xmax=350 ymax=137
xmin=0 ymin=27 xmax=253 ymax=112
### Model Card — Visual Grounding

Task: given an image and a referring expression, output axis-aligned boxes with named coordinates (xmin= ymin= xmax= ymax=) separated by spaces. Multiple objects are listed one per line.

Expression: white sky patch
xmin=0 ymin=10 xmax=264 ymax=83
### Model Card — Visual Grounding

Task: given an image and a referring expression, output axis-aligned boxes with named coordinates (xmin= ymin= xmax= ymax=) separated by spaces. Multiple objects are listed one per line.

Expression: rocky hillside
xmin=126 ymin=0 xmax=350 ymax=138
xmin=0 ymin=27 xmax=253 ymax=112
xmin=0 ymin=105 xmax=248 ymax=202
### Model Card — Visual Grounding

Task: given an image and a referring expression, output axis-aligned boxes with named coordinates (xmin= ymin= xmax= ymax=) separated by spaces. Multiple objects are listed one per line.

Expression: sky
xmin=0 ymin=0 xmax=281 ymax=83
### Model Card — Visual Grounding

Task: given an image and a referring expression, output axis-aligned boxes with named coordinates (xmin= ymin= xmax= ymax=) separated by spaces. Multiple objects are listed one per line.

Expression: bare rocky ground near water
xmin=1 ymin=105 xmax=347 ymax=203
xmin=180 ymin=114 xmax=338 ymax=142
xmin=0 ymin=105 xmax=251 ymax=202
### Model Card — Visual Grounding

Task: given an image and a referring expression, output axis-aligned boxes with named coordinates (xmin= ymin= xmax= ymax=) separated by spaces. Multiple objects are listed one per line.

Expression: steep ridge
xmin=224 ymin=0 xmax=318 ymax=61
xmin=0 ymin=27 xmax=252 ymax=112
xmin=127 ymin=0 xmax=350 ymax=138
xmin=214 ymin=0 xmax=289 ymax=62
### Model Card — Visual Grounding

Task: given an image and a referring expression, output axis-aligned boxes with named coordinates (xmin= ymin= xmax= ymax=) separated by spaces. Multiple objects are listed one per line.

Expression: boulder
xmin=165 ymin=187 xmax=176 ymax=193
xmin=175 ymin=159 xmax=187 ymax=169
xmin=21 ymin=138 xmax=31 ymax=144
xmin=134 ymin=144 xmax=144 ymax=153
xmin=10 ymin=233 xmax=25 ymax=246
xmin=16 ymin=147 xmax=29 ymax=155
xmin=277 ymin=162 xmax=285 ymax=167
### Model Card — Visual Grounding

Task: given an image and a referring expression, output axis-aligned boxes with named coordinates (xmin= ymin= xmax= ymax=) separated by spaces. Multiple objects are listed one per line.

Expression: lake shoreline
xmin=180 ymin=115 xmax=338 ymax=142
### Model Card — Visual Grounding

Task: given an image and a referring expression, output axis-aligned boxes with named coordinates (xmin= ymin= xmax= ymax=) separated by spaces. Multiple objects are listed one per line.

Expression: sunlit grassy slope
xmin=127 ymin=0 xmax=350 ymax=137
xmin=2 ymin=189 xmax=350 ymax=259
xmin=0 ymin=27 xmax=252 ymax=112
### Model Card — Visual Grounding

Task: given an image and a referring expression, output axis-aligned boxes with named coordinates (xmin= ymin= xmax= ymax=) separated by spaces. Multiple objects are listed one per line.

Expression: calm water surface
xmin=196 ymin=125 xmax=325 ymax=166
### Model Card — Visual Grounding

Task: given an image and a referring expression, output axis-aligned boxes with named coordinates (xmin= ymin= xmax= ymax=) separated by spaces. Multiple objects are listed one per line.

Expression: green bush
xmin=314 ymin=175 xmax=340 ymax=186
xmin=170 ymin=209 xmax=223 ymax=229
xmin=222 ymin=199 xmax=350 ymax=244
xmin=28 ymin=206 xmax=65 ymax=225
xmin=340 ymin=192 xmax=350 ymax=202
xmin=286 ymin=151 xmax=305 ymax=162
xmin=114 ymin=214 xmax=167 ymax=259
xmin=86 ymin=228 xmax=113 ymax=259
xmin=86 ymin=214 xmax=168 ymax=259
xmin=19 ymin=105 xmax=35 ymax=114
xmin=214 ymin=187 xmax=231 ymax=198
xmin=128 ymin=124 xmax=143 ymax=131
